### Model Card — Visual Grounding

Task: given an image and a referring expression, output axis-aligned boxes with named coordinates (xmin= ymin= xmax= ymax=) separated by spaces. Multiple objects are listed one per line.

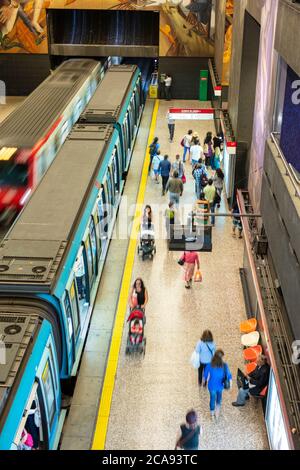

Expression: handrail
xmin=270 ymin=132 xmax=300 ymax=198
xmin=237 ymin=190 xmax=296 ymax=450
xmin=289 ymin=163 xmax=300 ymax=185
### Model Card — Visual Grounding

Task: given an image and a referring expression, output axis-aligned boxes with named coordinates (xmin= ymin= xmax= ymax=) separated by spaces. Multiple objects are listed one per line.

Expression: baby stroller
xmin=138 ymin=224 xmax=156 ymax=261
xmin=125 ymin=308 xmax=146 ymax=355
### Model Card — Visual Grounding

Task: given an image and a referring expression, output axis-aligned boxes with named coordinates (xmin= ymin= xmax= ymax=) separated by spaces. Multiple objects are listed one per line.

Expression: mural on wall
xmin=0 ymin=0 xmax=49 ymax=53
xmin=0 ymin=0 xmax=215 ymax=56
xmin=222 ymin=0 xmax=233 ymax=86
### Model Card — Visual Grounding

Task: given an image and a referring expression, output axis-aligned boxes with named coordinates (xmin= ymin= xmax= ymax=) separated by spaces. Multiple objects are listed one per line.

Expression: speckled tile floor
xmin=105 ymin=100 xmax=269 ymax=450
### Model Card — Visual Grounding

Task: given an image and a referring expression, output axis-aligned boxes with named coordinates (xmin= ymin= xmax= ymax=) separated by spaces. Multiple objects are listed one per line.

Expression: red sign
xmin=169 ymin=108 xmax=214 ymax=120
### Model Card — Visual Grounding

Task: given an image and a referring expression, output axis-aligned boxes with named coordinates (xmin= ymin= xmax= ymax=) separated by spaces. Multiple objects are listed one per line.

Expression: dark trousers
xmin=149 ymin=154 xmax=154 ymax=173
xmin=165 ymin=86 xmax=171 ymax=100
xmin=198 ymin=363 xmax=208 ymax=385
xmin=168 ymin=124 xmax=175 ymax=141
xmin=162 ymin=176 xmax=169 ymax=194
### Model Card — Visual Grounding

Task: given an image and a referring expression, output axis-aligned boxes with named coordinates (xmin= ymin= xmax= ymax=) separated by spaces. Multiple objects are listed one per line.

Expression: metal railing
xmin=270 ymin=132 xmax=300 ymax=198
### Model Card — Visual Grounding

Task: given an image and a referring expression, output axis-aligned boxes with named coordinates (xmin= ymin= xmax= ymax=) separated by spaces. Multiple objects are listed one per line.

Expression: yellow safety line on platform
xmin=92 ymin=100 xmax=159 ymax=450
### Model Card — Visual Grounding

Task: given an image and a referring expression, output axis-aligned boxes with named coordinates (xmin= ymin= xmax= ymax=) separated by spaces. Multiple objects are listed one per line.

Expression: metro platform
xmin=57 ymin=98 xmax=269 ymax=451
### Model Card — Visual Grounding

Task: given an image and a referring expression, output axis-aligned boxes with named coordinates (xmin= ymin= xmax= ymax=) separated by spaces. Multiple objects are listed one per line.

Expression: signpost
xmin=168 ymin=108 xmax=214 ymax=120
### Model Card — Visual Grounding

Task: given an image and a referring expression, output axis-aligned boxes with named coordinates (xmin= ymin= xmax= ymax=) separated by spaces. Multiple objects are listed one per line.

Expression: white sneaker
xmin=215 ymin=406 xmax=221 ymax=420
xmin=210 ymin=412 xmax=216 ymax=422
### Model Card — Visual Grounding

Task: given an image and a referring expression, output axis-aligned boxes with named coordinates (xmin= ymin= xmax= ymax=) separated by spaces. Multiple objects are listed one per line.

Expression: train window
xmin=106 ymin=173 xmax=113 ymax=209
xmin=69 ymin=281 xmax=80 ymax=334
xmin=0 ymin=162 xmax=28 ymax=187
xmin=127 ymin=112 xmax=132 ymax=146
xmin=73 ymin=99 xmax=82 ymax=123
xmin=113 ymin=148 xmax=120 ymax=192
xmin=41 ymin=360 xmax=56 ymax=429
xmin=64 ymin=291 xmax=75 ymax=338
xmin=84 ymin=236 xmax=94 ymax=288
xmin=108 ymin=166 xmax=115 ymax=204
xmin=89 ymin=218 xmax=98 ymax=277
xmin=74 ymin=252 xmax=88 ymax=314
xmin=122 ymin=120 xmax=128 ymax=166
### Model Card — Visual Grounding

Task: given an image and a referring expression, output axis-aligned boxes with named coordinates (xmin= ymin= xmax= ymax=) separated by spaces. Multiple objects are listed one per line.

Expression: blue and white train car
xmin=0 ymin=65 xmax=143 ymax=449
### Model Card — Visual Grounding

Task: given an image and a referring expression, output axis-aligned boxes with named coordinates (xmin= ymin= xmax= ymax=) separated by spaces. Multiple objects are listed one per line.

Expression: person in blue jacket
xmin=195 ymin=330 xmax=216 ymax=386
xmin=158 ymin=155 xmax=171 ymax=196
xmin=203 ymin=349 xmax=232 ymax=421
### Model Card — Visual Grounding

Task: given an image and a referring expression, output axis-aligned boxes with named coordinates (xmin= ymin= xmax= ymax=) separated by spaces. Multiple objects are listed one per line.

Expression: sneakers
xmin=232 ymin=402 xmax=245 ymax=407
xmin=210 ymin=412 xmax=216 ymax=422
xmin=215 ymin=406 xmax=221 ymax=420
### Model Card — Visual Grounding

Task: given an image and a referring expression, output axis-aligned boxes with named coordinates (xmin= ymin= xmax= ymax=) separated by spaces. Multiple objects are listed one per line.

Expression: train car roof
xmin=0 ymin=124 xmax=113 ymax=291
xmin=80 ymin=65 xmax=139 ymax=124
xmin=0 ymin=59 xmax=100 ymax=149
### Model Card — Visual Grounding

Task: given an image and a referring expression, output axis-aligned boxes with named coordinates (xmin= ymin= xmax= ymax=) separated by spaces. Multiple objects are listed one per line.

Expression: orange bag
xmin=194 ymin=270 xmax=203 ymax=283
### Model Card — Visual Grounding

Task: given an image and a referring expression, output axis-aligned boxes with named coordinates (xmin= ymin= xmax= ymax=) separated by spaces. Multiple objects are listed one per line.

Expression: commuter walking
xmin=164 ymin=74 xmax=172 ymax=101
xmin=128 ymin=278 xmax=149 ymax=310
xmin=178 ymin=251 xmax=200 ymax=289
xmin=203 ymin=179 xmax=217 ymax=226
xmin=203 ymin=350 xmax=232 ymax=421
xmin=148 ymin=137 xmax=160 ymax=174
xmin=211 ymin=146 xmax=221 ymax=171
xmin=182 ymin=130 xmax=193 ymax=163
xmin=204 ymin=132 xmax=214 ymax=167
xmin=175 ymin=410 xmax=202 ymax=451
xmin=195 ymin=330 xmax=216 ymax=387
xmin=213 ymin=168 xmax=225 ymax=207
xmin=213 ymin=132 xmax=223 ymax=150
xmin=232 ymin=203 xmax=243 ymax=239
xmin=172 ymin=154 xmax=185 ymax=179
xmin=166 ymin=171 xmax=184 ymax=207
xmin=193 ymin=163 xmax=208 ymax=200
xmin=190 ymin=139 xmax=204 ymax=167
xmin=165 ymin=201 xmax=176 ymax=240
xmin=158 ymin=155 xmax=171 ymax=196
xmin=167 ymin=112 xmax=176 ymax=143
xmin=152 ymin=150 xmax=162 ymax=184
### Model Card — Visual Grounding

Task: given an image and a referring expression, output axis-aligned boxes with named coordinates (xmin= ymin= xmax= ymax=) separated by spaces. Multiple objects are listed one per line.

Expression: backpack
xmin=149 ymin=143 xmax=157 ymax=156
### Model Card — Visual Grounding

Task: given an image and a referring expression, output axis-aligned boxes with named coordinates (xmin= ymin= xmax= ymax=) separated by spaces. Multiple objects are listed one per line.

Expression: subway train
xmin=0 ymin=65 xmax=143 ymax=450
xmin=0 ymin=58 xmax=110 ymax=225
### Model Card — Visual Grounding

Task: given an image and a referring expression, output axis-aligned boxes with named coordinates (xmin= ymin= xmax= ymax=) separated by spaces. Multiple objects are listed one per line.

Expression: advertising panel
xmin=265 ymin=371 xmax=290 ymax=450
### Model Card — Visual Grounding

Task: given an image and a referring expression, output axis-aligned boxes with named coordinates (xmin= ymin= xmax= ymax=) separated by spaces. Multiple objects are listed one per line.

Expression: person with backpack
xmin=148 ymin=137 xmax=160 ymax=173
xmin=171 ymin=154 xmax=184 ymax=179
xmin=203 ymin=350 xmax=232 ymax=421
xmin=195 ymin=330 xmax=216 ymax=386
xmin=193 ymin=163 xmax=208 ymax=200
xmin=175 ymin=410 xmax=202 ymax=451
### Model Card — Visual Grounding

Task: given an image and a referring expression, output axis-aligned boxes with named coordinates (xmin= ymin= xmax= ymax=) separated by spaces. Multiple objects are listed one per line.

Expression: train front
xmin=0 ymin=147 xmax=32 ymax=225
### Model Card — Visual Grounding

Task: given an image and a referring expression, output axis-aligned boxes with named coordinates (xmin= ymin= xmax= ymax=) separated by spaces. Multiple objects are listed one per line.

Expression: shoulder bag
xmin=223 ymin=364 xmax=231 ymax=390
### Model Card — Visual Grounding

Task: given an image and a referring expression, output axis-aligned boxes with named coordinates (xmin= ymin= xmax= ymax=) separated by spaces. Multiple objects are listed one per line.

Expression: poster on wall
xmin=222 ymin=0 xmax=233 ymax=86
xmin=0 ymin=0 xmax=215 ymax=56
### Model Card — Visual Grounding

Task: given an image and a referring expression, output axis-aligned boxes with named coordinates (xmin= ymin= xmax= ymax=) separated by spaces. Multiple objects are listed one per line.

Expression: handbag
xmin=182 ymin=174 xmax=187 ymax=184
xmin=181 ymin=138 xmax=185 ymax=147
xmin=178 ymin=253 xmax=186 ymax=266
xmin=190 ymin=350 xmax=200 ymax=369
xmin=194 ymin=270 xmax=202 ymax=283
xmin=223 ymin=365 xmax=231 ymax=390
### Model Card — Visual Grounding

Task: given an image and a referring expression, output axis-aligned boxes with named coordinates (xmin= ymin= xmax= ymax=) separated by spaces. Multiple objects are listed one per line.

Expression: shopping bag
xmin=194 ymin=270 xmax=203 ymax=283
xmin=190 ymin=350 xmax=200 ymax=369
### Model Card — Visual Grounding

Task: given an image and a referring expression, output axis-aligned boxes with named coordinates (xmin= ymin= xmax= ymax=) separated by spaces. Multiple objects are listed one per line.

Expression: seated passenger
xmin=130 ymin=319 xmax=143 ymax=344
xmin=232 ymin=355 xmax=270 ymax=407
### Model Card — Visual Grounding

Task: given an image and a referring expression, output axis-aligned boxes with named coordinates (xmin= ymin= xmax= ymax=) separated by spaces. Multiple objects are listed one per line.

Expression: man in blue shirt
xmin=158 ymin=155 xmax=171 ymax=196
